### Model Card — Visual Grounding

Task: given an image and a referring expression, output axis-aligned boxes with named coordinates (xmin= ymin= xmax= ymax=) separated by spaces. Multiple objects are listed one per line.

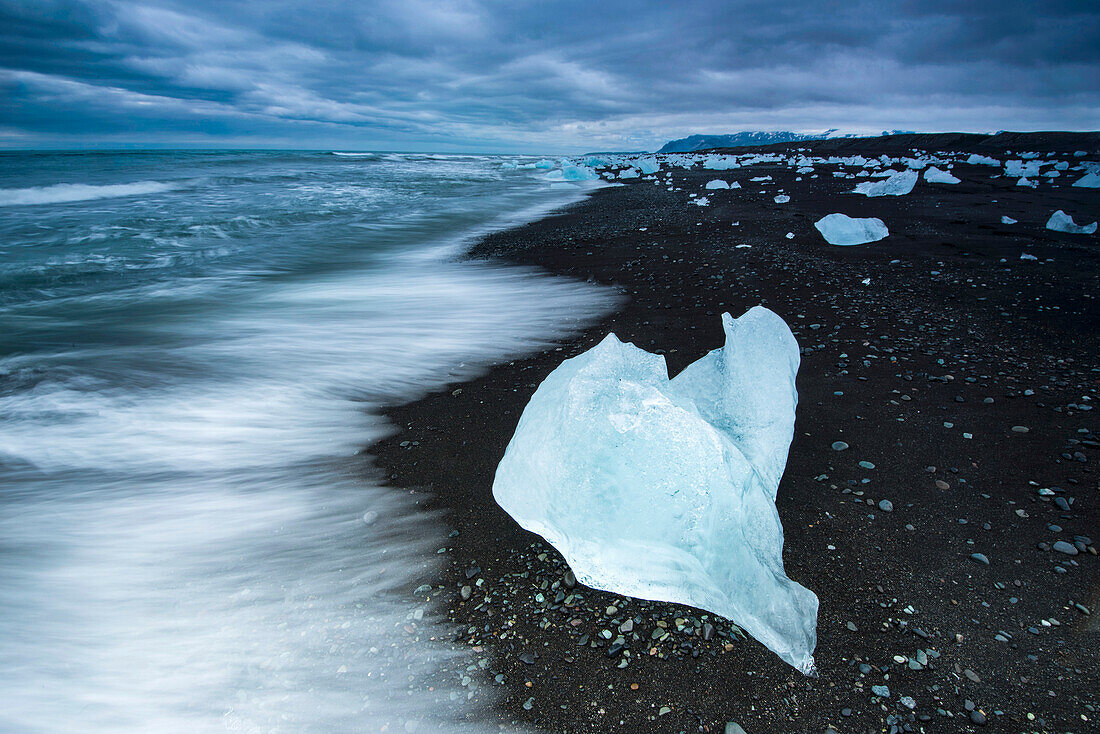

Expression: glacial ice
xmin=703 ymin=155 xmax=740 ymax=170
xmin=814 ymin=213 xmax=889 ymax=245
xmin=923 ymin=166 xmax=960 ymax=184
xmin=560 ymin=165 xmax=600 ymax=181
xmin=966 ymin=154 xmax=1000 ymax=166
xmin=1073 ymin=172 xmax=1100 ymax=188
xmin=1046 ymin=210 xmax=1097 ymax=234
xmin=774 ymin=194 xmax=790 ymax=203
xmin=491 ymin=308 xmax=819 ymax=674
xmin=637 ymin=158 xmax=661 ymax=174
xmin=705 ymin=179 xmax=730 ymax=189
xmin=1005 ymin=160 xmax=1042 ymax=178
xmin=852 ymin=169 xmax=917 ymax=197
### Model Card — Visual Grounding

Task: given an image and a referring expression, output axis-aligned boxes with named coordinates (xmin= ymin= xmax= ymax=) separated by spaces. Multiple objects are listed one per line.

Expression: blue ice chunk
xmin=852 ymin=169 xmax=917 ymax=196
xmin=492 ymin=307 xmax=819 ymax=674
xmin=561 ymin=165 xmax=600 ymax=181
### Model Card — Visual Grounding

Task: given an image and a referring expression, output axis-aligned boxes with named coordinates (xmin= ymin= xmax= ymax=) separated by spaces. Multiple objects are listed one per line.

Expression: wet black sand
xmin=370 ymin=136 xmax=1099 ymax=733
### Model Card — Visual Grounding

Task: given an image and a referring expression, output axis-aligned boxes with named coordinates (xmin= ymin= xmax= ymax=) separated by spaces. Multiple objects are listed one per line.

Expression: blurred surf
xmin=0 ymin=150 xmax=618 ymax=733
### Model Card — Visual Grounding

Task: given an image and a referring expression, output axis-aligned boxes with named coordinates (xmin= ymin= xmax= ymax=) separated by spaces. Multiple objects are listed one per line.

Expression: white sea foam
xmin=0 ymin=152 xmax=618 ymax=733
xmin=0 ymin=181 xmax=180 ymax=206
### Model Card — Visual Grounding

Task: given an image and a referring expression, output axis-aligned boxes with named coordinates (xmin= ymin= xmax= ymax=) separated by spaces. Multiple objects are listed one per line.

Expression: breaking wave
xmin=0 ymin=181 xmax=181 ymax=206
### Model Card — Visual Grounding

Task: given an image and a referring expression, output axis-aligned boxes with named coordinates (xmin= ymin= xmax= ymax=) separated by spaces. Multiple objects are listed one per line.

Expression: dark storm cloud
xmin=1 ymin=0 xmax=1097 ymax=150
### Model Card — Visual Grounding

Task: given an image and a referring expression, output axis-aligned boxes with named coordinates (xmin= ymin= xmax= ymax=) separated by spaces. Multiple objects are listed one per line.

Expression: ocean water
xmin=0 ymin=150 xmax=618 ymax=733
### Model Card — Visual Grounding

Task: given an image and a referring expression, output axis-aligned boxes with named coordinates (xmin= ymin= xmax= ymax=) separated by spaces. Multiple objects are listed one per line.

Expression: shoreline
xmin=370 ymin=140 xmax=1098 ymax=732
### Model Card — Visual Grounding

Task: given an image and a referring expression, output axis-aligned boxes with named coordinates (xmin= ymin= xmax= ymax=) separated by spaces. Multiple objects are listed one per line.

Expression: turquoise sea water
xmin=0 ymin=150 xmax=616 ymax=732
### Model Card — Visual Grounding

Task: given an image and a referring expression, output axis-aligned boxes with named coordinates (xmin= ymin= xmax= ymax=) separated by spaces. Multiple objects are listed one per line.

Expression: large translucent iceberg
xmin=492 ymin=308 xmax=819 ymax=674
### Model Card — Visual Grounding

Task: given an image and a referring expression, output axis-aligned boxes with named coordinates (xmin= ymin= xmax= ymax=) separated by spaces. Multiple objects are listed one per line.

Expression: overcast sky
xmin=2 ymin=0 xmax=1098 ymax=152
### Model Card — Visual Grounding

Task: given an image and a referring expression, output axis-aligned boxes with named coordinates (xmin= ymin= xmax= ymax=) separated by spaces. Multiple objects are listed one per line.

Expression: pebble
xmin=970 ymin=553 xmax=990 ymax=565
xmin=878 ymin=499 xmax=893 ymax=512
xmin=871 ymin=685 xmax=890 ymax=698
xmin=935 ymin=479 xmax=950 ymax=490
xmin=1052 ymin=540 xmax=1078 ymax=555
xmin=1011 ymin=425 xmax=1029 ymax=433
xmin=859 ymin=460 xmax=875 ymax=470
xmin=831 ymin=441 xmax=849 ymax=451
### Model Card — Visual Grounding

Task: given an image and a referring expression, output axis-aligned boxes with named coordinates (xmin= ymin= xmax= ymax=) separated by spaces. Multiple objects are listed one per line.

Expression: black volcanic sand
xmin=370 ymin=137 xmax=1099 ymax=733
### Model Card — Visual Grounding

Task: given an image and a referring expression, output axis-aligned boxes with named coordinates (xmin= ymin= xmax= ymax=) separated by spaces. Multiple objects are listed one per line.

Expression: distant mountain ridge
xmin=656 ymin=130 xmax=917 ymax=153
xmin=657 ymin=131 xmax=828 ymax=153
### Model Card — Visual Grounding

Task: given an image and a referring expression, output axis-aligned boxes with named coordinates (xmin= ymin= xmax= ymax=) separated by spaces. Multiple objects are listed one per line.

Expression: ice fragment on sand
xmin=852 ymin=169 xmax=917 ymax=197
xmin=923 ymin=166 xmax=960 ymax=184
xmin=636 ymin=157 xmax=661 ymax=174
xmin=618 ymin=168 xmax=639 ymax=179
xmin=814 ymin=213 xmax=889 ymax=246
xmin=1001 ymin=216 xmax=1017 ymax=225
xmin=1072 ymin=172 xmax=1100 ymax=188
xmin=1046 ymin=210 xmax=1097 ymax=234
xmin=492 ymin=308 xmax=819 ymax=675
xmin=774 ymin=194 xmax=790 ymax=204
xmin=966 ymin=154 xmax=1000 ymax=166
xmin=705 ymin=179 xmax=731 ymax=190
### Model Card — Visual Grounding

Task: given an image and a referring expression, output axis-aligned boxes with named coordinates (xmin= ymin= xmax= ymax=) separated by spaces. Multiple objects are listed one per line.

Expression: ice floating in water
xmin=814 ymin=213 xmax=889 ymax=246
xmin=492 ymin=308 xmax=819 ymax=674
xmin=706 ymin=179 xmax=731 ymax=190
xmin=852 ymin=169 xmax=917 ymax=197
xmin=923 ymin=166 xmax=960 ymax=184
xmin=1073 ymin=172 xmax=1100 ymax=188
xmin=1046 ymin=210 xmax=1097 ymax=234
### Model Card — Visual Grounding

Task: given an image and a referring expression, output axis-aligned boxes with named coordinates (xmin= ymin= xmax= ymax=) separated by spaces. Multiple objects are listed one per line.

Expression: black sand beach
xmin=370 ymin=134 xmax=1099 ymax=733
